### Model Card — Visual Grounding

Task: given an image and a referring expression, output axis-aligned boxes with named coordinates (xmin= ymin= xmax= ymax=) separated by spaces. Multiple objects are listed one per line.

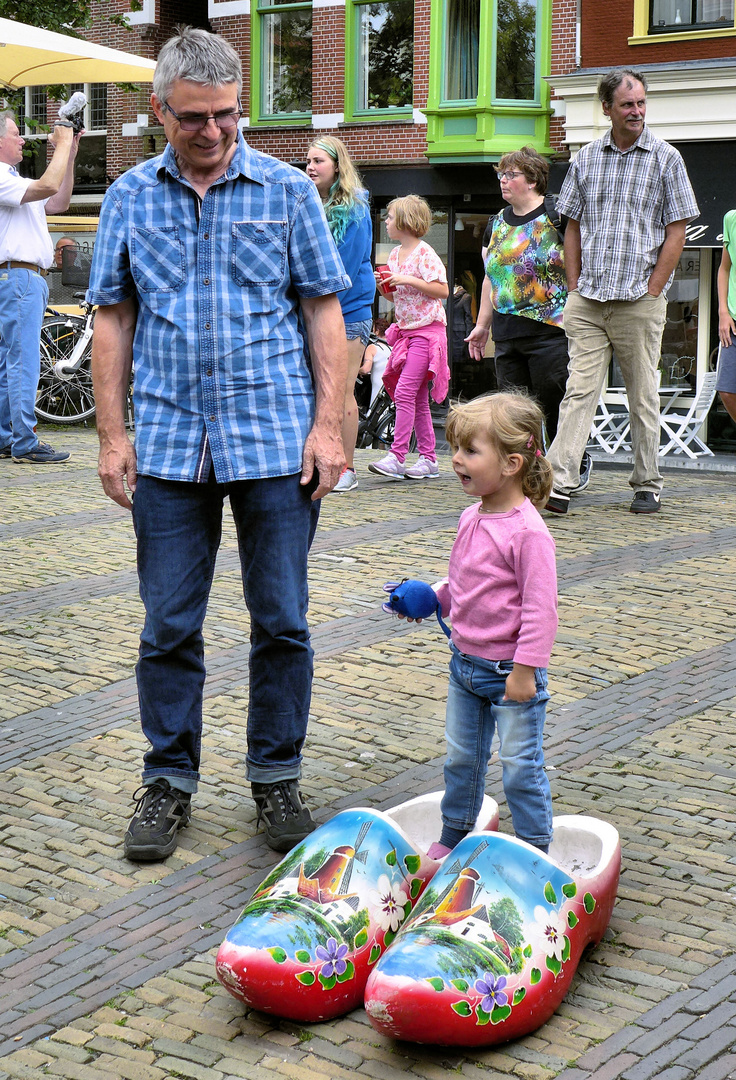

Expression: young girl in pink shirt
xmin=369 ymin=195 xmax=450 ymax=480
xmin=394 ymin=393 xmax=558 ymax=857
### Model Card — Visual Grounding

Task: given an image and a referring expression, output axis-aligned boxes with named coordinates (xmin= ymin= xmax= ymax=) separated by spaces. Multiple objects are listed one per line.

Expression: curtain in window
xmin=445 ymin=0 xmax=480 ymax=101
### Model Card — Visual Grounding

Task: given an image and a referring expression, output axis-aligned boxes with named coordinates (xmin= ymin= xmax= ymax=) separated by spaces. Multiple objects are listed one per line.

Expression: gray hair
xmin=598 ymin=68 xmax=648 ymax=109
xmin=0 ymin=111 xmax=17 ymax=138
xmin=153 ymin=26 xmax=242 ymax=102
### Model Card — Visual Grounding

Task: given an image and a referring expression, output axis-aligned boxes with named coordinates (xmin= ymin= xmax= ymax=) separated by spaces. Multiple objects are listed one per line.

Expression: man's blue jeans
xmin=0 ymin=267 xmax=47 ymax=456
xmin=442 ymin=643 xmax=553 ymax=849
xmin=132 ymin=472 xmax=320 ymax=793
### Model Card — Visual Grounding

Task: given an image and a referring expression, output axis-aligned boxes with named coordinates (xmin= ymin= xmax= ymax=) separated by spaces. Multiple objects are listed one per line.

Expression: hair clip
xmin=526 ymin=434 xmax=534 ymax=449
xmin=535 ymin=449 xmax=542 ymax=457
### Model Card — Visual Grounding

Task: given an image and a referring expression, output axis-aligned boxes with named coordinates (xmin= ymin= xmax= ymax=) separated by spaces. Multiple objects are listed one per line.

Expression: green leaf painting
xmin=451 ymin=1000 xmax=472 ymax=1016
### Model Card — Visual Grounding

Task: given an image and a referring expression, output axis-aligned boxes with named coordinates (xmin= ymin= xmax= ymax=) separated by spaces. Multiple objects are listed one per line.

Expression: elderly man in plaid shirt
xmin=89 ymin=28 xmax=350 ymax=861
xmin=545 ymin=68 xmax=698 ymax=516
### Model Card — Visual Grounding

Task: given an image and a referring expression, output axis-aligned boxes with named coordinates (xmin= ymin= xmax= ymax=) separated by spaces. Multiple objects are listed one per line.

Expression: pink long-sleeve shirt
xmin=434 ymin=499 xmax=558 ymax=669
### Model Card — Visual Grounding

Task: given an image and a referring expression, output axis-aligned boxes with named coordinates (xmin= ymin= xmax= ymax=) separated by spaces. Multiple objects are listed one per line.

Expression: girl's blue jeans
xmin=132 ymin=471 xmax=319 ymax=793
xmin=442 ymin=643 xmax=553 ymax=849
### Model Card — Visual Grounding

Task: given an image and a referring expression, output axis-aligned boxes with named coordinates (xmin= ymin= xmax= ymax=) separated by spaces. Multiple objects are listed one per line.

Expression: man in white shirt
xmin=0 ymin=111 xmax=80 ymax=463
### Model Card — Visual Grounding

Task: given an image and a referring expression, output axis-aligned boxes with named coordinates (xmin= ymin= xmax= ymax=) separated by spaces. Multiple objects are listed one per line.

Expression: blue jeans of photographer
xmin=441 ymin=643 xmax=553 ymax=850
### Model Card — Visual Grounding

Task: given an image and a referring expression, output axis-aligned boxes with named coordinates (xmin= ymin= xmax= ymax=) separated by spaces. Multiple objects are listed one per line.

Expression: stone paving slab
xmin=0 ymin=430 xmax=735 ymax=1079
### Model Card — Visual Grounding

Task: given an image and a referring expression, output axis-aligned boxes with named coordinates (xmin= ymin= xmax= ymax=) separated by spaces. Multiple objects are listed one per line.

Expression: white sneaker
xmin=368 ymin=452 xmax=406 ymax=479
xmin=331 ymin=468 xmax=358 ymax=493
xmin=404 ymin=455 xmax=440 ymax=479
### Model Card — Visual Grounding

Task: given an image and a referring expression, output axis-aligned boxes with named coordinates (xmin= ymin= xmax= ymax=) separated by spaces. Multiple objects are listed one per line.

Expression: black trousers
xmin=493 ymin=330 xmax=570 ymax=444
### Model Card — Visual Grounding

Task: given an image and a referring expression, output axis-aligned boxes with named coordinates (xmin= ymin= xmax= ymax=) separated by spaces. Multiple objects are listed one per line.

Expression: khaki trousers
xmin=547 ymin=290 xmax=667 ymax=495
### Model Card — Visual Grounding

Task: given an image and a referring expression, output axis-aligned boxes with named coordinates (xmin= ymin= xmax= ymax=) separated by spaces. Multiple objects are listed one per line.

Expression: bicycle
xmin=36 ymin=295 xmax=134 ymax=428
xmin=36 ymin=298 xmax=96 ymax=424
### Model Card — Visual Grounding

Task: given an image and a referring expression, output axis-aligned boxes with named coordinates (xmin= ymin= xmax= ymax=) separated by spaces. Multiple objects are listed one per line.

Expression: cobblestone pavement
xmin=1 ymin=429 xmax=735 ymax=1080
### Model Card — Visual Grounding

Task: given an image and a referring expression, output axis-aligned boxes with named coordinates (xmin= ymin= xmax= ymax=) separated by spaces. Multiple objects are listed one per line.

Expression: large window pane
xmin=445 ymin=0 xmax=479 ymax=101
xmin=651 ymin=0 xmax=733 ymax=27
xmin=262 ymin=8 xmax=312 ymax=115
xmin=89 ymin=84 xmax=107 ymax=131
xmin=357 ymin=0 xmax=413 ymax=110
xmin=495 ymin=0 xmax=537 ymax=101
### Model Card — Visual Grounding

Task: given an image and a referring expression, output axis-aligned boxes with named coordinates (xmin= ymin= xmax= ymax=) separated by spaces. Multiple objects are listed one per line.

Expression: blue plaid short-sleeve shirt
xmin=87 ymin=136 xmax=350 ymax=482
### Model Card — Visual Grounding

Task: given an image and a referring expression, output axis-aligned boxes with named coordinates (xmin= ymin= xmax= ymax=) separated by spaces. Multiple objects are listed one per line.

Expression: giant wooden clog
xmin=215 ymin=791 xmax=499 ymax=1022
xmin=363 ymin=815 xmax=620 ymax=1045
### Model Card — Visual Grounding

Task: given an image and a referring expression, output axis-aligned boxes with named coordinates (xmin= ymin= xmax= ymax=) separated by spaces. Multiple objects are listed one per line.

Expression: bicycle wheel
xmin=36 ymin=316 xmax=96 ymax=423
xmin=372 ymin=406 xmax=417 ymax=452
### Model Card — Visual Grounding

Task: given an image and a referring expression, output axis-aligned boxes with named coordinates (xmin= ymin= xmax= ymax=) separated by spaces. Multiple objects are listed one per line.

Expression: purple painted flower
xmin=474 ymin=972 xmax=508 ymax=1013
xmin=315 ymin=937 xmax=349 ymax=979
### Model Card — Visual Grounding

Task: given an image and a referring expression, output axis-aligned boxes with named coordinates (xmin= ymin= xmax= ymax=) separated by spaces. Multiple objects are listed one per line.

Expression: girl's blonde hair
xmin=386 ymin=194 xmax=432 ymax=238
xmin=445 ymin=392 xmax=554 ymax=507
xmin=308 ymin=136 xmax=367 ymax=243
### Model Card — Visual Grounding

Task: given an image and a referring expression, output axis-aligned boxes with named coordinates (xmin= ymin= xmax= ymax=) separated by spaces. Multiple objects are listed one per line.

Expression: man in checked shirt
xmin=89 ymin=27 xmax=350 ymax=861
xmin=544 ymin=68 xmax=699 ymax=516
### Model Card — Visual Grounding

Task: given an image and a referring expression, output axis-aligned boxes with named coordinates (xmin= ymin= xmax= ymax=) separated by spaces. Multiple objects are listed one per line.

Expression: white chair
xmin=588 ymin=391 xmax=631 ymax=454
xmin=658 ymin=372 xmax=718 ymax=458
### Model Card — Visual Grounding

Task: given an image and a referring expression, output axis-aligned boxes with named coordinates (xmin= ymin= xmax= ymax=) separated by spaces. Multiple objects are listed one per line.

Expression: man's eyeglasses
xmin=162 ymin=100 xmax=243 ymax=131
xmin=495 ymin=170 xmax=524 ymax=180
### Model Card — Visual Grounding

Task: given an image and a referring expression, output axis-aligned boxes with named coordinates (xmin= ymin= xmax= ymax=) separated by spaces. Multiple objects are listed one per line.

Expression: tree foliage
xmin=0 ymin=0 xmax=92 ymax=34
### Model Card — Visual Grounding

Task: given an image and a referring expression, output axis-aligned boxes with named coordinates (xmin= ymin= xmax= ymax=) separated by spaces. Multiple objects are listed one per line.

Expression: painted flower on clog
xmin=370 ymin=874 xmax=409 ymax=934
xmin=474 ymin=973 xmax=508 ymax=1013
xmin=315 ymin=938 xmax=349 ymax=979
xmin=530 ymin=905 xmax=567 ymax=962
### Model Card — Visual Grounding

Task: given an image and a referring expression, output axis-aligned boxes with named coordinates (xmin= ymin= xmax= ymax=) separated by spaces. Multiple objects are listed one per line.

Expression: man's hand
xmin=503 ymin=663 xmax=537 ymax=703
xmin=98 ymin=436 xmax=137 ymax=511
xmin=300 ymin=423 xmax=345 ymax=500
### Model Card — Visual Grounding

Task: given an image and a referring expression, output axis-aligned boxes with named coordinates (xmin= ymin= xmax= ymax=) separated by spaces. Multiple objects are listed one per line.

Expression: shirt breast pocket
xmin=231 ymin=220 xmax=286 ymax=286
xmin=131 ymin=226 xmax=186 ymax=293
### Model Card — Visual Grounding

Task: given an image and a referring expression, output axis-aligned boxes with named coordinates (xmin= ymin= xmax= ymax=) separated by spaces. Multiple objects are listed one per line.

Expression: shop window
xmin=347 ymin=0 xmax=414 ymax=117
xmin=254 ymin=0 xmax=312 ymax=120
xmin=649 ymin=0 xmax=734 ymax=31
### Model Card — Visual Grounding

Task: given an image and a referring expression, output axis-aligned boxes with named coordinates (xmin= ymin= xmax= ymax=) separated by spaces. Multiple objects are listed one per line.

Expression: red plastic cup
xmin=375 ymin=264 xmax=395 ymax=296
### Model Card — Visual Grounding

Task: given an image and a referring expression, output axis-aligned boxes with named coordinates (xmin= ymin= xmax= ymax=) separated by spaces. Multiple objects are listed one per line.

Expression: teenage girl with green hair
xmin=306 ymin=136 xmax=375 ymax=492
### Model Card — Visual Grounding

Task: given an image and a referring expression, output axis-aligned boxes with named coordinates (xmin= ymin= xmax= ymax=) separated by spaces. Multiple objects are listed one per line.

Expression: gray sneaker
xmin=332 ymin=468 xmax=358 ymax=492
xmin=252 ymin=780 xmax=316 ymax=852
xmin=123 ymin=779 xmax=191 ymax=861
xmin=12 ymin=441 xmax=70 ymax=464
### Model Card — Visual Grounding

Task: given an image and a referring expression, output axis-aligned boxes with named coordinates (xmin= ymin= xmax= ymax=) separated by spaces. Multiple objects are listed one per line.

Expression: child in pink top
xmin=369 ymin=195 xmax=449 ymax=481
xmin=391 ymin=393 xmax=558 ymax=856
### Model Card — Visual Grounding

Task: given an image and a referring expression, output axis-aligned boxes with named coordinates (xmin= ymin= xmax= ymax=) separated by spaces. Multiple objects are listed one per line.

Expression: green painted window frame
xmin=425 ymin=0 xmax=553 ymax=159
xmin=344 ymin=0 xmax=415 ymax=122
xmin=434 ymin=0 xmax=544 ymax=108
xmin=250 ymin=0 xmax=313 ymax=125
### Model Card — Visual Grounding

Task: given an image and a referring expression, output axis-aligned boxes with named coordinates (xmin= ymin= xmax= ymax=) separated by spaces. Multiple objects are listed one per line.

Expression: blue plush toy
xmin=382 ymin=579 xmax=451 ymax=638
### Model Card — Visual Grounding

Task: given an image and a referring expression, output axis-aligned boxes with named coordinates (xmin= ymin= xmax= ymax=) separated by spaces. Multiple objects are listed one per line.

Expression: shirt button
xmin=203 ymin=233 xmax=209 ymax=239
xmin=204 ymin=278 xmax=210 ymax=285
xmin=204 ymin=323 xmax=211 ymax=330
xmin=210 ymin=415 xmax=215 ymax=421
xmin=206 ymin=369 xmax=212 ymax=376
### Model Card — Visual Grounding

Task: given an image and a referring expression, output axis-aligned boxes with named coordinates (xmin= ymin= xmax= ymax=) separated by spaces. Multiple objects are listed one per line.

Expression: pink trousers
xmin=391 ymin=333 xmax=436 ymax=463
